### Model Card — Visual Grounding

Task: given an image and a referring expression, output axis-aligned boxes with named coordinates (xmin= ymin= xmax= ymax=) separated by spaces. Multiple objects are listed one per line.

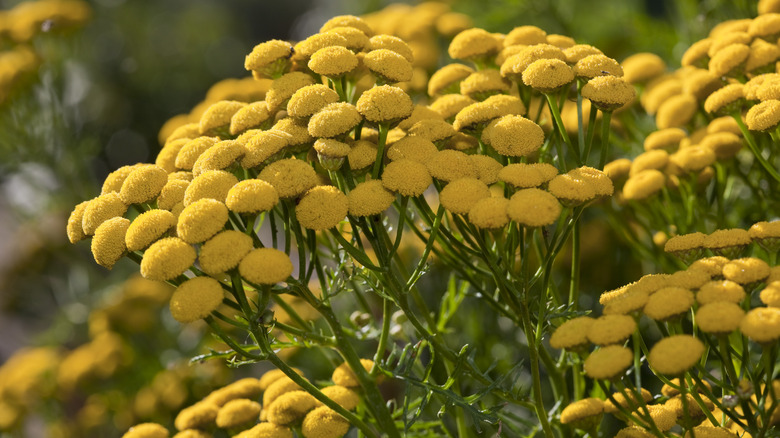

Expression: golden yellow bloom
xmin=157 ymin=180 xmax=190 ymax=211
xmin=684 ymin=426 xmax=739 ymax=438
xmin=740 ymin=307 xmax=780 ymax=343
xmin=356 ymin=85 xmax=413 ymax=123
xmin=332 ymin=359 xmax=373 ymax=387
xmin=309 ymin=46 xmax=358 ymax=77
xmin=481 ymin=115 xmax=544 ymax=157
xmin=642 ymin=79 xmax=683 ymax=115
xmin=174 ymin=402 xmax=218 ymax=431
xmin=602 ymin=287 xmax=650 ymax=315
xmin=560 ymin=398 xmax=604 ymax=431
xmin=296 ymin=186 xmax=348 ymax=230
xmin=325 ymin=26 xmax=369 ymax=51
xmin=746 ymin=99 xmax=780 ymax=131
xmin=574 ymin=54 xmax=623 ymax=79
xmin=522 ymin=58 xmax=574 ymax=93
xmin=631 ymin=150 xmax=669 ymax=176
xmin=266 ymin=391 xmax=318 ymax=425
xmin=199 ymin=231 xmax=253 ymax=276
xmin=468 ymin=197 xmax=509 ymax=229
xmin=102 ymin=164 xmax=143 ymax=195
xmin=722 ymin=257 xmax=770 ymax=284
xmin=603 ymin=159 xmax=632 ymax=181
xmin=140 ymin=237 xmax=196 ymax=281
xmin=563 ymin=44 xmax=603 ymax=63
xmin=199 ymin=100 xmax=246 ymax=135
xmin=704 ymin=228 xmax=751 ymax=256
xmin=569 ymin=166 xmax=613 ymax=197
xmin=363 ymin=49 xmax=413 ymax=83
xmin=699 ymin=132 xmax=742 ymax=160
xmin=427 ymin=64 xmax=474 ymax=96
xmin=746 ymin=38 xmax=780 ymax=72
xmin=287 ymin=85 xmax=340 ymax=119
xmin=622 ymin=53 xmax=666 ymax=84
xmin=500 ymin=44 xmax=566 ymax=79
xmin=708 ymin=32 xmax=751 ymax=57
xmin=258 ymin=158 xmax=319 ymax=199
xmin=586 ymin=314 xmax=636 ymax=346
xmin=192 ymin=140 xmax=245 ymax=176
xmin=643 ymin=286 xmax=694 ymax=321
xmin=215 ymin=398 xmax=261 ymax=428
xmin=749 ymin=12 xmax=780 ymax=38
xmin=504 ymin=25 xmax=547 ymax=46
xmin=175 ymin=137 xmax=219 ymax=171
xmin=668 ymin=269 xmax=710 ymax=289
xmin=321 ymin=14 xmax=372 ymax=36
xmin=382 ymin=159 xmax=433 ymax=196
xmin=245 ymin=40 xmax=294 ymax=78
xmin=709 ymin=43 xmax=751 ymax=77
xmin=622 ymin=169 xmax=665 ymax=201
xmin=454 ymin=94 xmax=525 ymax=132
xmin=459 ymin=69 xmax=511 ymax=99
xmin=424 ymin=149 xmax=476 ymax=182
xmin=235 ymin=423 xmax=292 ymax=438
xmin=91 ymin=217 xmax=130 ymax=269
xmin=176 ymin=198 xmax=228 ymax=244
xmin=697 ymin=280 xmax=746 ymax=305
xmin=696 ymin=301 xmax=745 ymax=334
xmin=682 ymin=38 xmax=712 ymax=68
xmin=670 ymin=145 xmax=716 ymax=173
xmin=264 ymin=377 xmax=303 ymax=407
xmin=347 ymin=139 xmax=378 ymax=171
xmin=689 ymin=256 xmax=729 ymax=277
xmin=172 ymin=429 xmax=211 ymax=438
xmin=206 ymin=378 xmax=264 ymax=406
xmin=439 ymin=178 xmax=491 ymax=215
xmin=703 ymin=84 xmax=745 ymax=117
xmin=448 ymin=28 xmax=501 ymax=61
xmin=165 ymin=122 xmax=200 ymax=145
xmin=397 ymin=105 xmax=444 ymax=131
xmin=407 ymin=119 xmax=455 ymax=143
xmin=347 ymin=180 xmax=395 ymax=217
xmin=429 ymin=94 xmax=476 ymax=120
xmin=615 ymin=427 xmax=654 ymax=438
xmin=272 ymin=117 xmax=317 ymax=147
xmin=82 ymin=192 xmax=128 ymax=236
xmin=507 ymin=188 xmax=561 ymax=227
xmin=499 ymin=163 xmax=546 ymax=188
xmin=605 ymin=388 xmax=653 ymax=414
xmin=125 ymin=210 xmax=176 ymax=252
xmin=239 ymin=248 xmax=293 ymax=285
xmin=224 ymin=180 xmax=278 ymax=214
xmin=660 ymin=377 xmax=711 ymax=397
xmin=241 ymin=131 xmax=290 ymax=169
xmin=230 ymin=102 xmax=271 ymax=136
xmin=183 ymin=170 xmax=238 ymax=206
xmin=760 ymin=281 xmax=780 ymax=307
xmin=120 ymin=164 xmax=169 ymax=205
xmin=549 ymin=316 xmax=595 ymax=350
xmin=368 ymin=35 xmax=413 ymax=63
xmin=656 ymin=94 xmax=699 ymax=129
xmin=584 ymin=345 xmax=633 ymax=380
xmin=308 ymin=102 xmax=362 ymax=139
xmin=581 ymin=76 xmax=636 ymax=111
xmin=122 ymin=423 xmax=169 ymax=438
xmin=301 ymin=406 xmax=349 ymax=438
xmin=648 ymin=335 xmax=704 ymax=375
xmin=67 ymin=200 xmax=90 ymax=243
xmin=266 ymin=72 xmax=317 ymax=111
xmin=760 ymin=0 xmax=780 ymax=14
xmin=320 ymin=385 xmax=360 ymax=411
xmin=682 ymin=69 xmax=722 ymax=101
xmin=467 ymin=155 xmax=502 ymax=185
xmin=169 ymin=276 xmax=224 ymax=323
xmin=548 ymin=174 xmax=596 ymax=205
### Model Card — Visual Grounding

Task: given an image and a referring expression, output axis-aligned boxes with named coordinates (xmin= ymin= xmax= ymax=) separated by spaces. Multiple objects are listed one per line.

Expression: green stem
xmin=372 ymin=123 xmax=389 ymax=180
xmin=598 ymin=111 xmax=612 ymax=169
xmin=732 ymin=111 xmax=780 ymax=183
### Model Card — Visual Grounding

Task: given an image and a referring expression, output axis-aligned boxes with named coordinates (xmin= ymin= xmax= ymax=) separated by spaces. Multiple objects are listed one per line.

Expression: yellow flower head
xmin=499 ymin=163 xmax=547 ymax=188
xmin=745 ymin=38 xmax=780 ymax=72
xmin=722 ymin=257 xmax=770 ymax=284
xmin=581 ymin=76 xmax=636 ymax=111
xmin=746 ymin=99 xmax=780 ymax=131
xmin=239 ymin=248 xmax=293 ymax=285
xmin=703 ymin=83 xmax=745 ymax=117
xmin=122 ymin=423 xmax=169 ymax=438
xmin=425 ymin=149 xmax=477 ymax=182
xmin=347 ymin=180 xmax=395 ymax=217
xmin=749 ymin=12 xmax=780 ymax=38
xmin=223 ymin=179 xmax=279 ymax=214
xmin=356 ymin=85 xmax=413 ymax=123
xmin=174 ymin=401 xmax=219 ymax=431
xmin=507 ymin=188 xmax=561 ymax=227
xmin=347 ymin=139 xmax=378 ymax=171
xmin=169 ymin=276 xmax=224 ymax=324
xmin=500 ymin=44 xmax=566 ymax=80
xmin=548 ymin=174 xmax=597 ymax=205
xmin=642 ymin=79 xmax=683 ymax=116
xmin=264 ymin=377 xmax=303 ymax=407
xmin=669 ymin=145 xmax=716 ymax=173
xmin=320 ymin=15 xmax=373 ymax=36
xmin=266 ymin=72 xmax=317 ymax=112
xmin=82 ymin=192 xmax=128 ymax=236
xmin=242 ymin=131 xmax=290 ymax=169
xmin=587 ymin=314 xmax=636 ymax=345
xmin=324 ymin=26 xmax=369 ymax=51
xmin=397 ymin=104 xmax=444 ymax=131
xmin=668 ymin=269 xmax=710 ymax=289
xmin=759 ymin=1 xmax=780 ymax=15
xmin=407 ymin=119 xmax=455 ymax=143
xmin=67 ymin=200 xmax=90 ymax=243
xmin=332 ymin=359 xmax=373 ymax=387
xmin=549 ymin=316 xmax=595 ymax=350
xmin=699 ymin=132 xmax=742 ymax=160
xmin=709 ymin=43 xmax=751 ymax=77
xmin=568 ymin=166 xmax=613 ymax=197
xmin=287 ymin=84 xmax=340 ymax=119
xmin=364 ymin=49 xmax=413 ymax=83
xmin=206 ymin=377 xmax=264 ymax=406
xmin=102 ymin=164 xmax=144 ymax=195
xmin=199 ymin=100 xmax=246 ymax=135
xmin=320 ymin=385 xmax=360 ymax=411
xmin=125 ymin=210 xmax=176 ymax=252
xmin=602 ymin=287 xmax=650 ymax=316
xmin=697 ymin=280 xmax=746 ymax=305
xmin=175 ymin=137 xmax=219 ymax=171
xmin=740 ymin=306 xmax=780 ymax=343
xmin=230 ymin=101 xmax=272 ymax=136
xmin=648 ymin=335 xmax=704 ymax=375
xmin=682 ymin=69 xmax=722 ymax=101
xmin=439 ymin=178 xmax=491 ymax=215
xmin=91 ymin=217 xmax=130 ymax=269
xmin=522 ymin=58 xmax=575 ymax=93
xmin=632 ymin=150 xmax=670 ymax=175
xmin=266 ymin=391 xmax=318 ymax=425
xmin=460 ymin=69 xmax=511 ymax=99
xmin=621 ymin=53 xmax=666 ymax=84
xmin=504 ymin=25 xmax=547 ymax=46
xmin=192 ymin=140 xmax=245 ymax=176
xmin=198 ymin=230 xmax=253 ymax=276
xmin=183 ymin=170 xmax=238 ymax=206
xmin=696 ymin=301 xmax=745 ymax=334
xmin=760 ymin=281 xmax=780 ymax=307
xmin=258 ymin=158 xmax=319 ymax=199
xmin=245 ymin=39 xmax=294 ymax=78
xmin=604 ymin=158 xmax=631 ymax=182
xmin=215 ymin=398 xmax=262 ymax=428
xmin=236 ymin=423 xmax=292 ymax=438
xmin=563 ymin=44 xmax=603 ymax=63
xmin=467 ymin=197 xmax=510 ymax=229
xmin=140 ymin=237 xmax=196 ymax=281
xmin=448 ymin=28 xmax=502 ymax=61
xmin=622 ymin=169 xmax=665 ymax=201
xmin=429 ymin=94 xmax=476 ymax=120
xmin=428 ymin=64 xmax=474 ymax=96
xmin=560 ymin=398 xmax=604 ymax=430
xmin=120 ymin=164 xmax=168 ymax=205
xmin=309 ymin=46 xmax=358 ymax=77
xmin=643 ymin=286 xmax=694 ymax=321
xmin=296 ymin=186 xmax=348 ymax=230
xmin=481 ymin=115 xmax=544 ymax=157
xmin=176 ymin=198 xmax=228 ymax=244
xmin=704 ymin=228 xmax=751 ymax=256
xmin=584 ymin=345 xmax=633 ymax=380
xmin=454 ymin=94 xmax=525 ymax=133
xmin=308 ymin=102 xmax=362 ymax=139
xmin=368 ymin=34 xmax=413 ymax=63
xmin=157 ymin=179 xmax=190 ymax=211
xmin=689 ymin=255 xmax=729 ymax=277
xmin=682 ymin=38 xmax=712 ymax=68
xmin=301 ymin=406 xmax=349 ymax=438
xmin=469 ymin=155 xmax=504 ymax=185
xmin=574 ymin=54 xmax=623 ymax=79
xmin=381 ymin=159 xmax=432 ymax=196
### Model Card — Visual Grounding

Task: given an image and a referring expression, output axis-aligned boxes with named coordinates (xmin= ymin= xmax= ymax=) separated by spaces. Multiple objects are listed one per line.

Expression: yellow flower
xmin=380 ymin=159 xmax=432 ymax=196
xmin=469 ymin=155 xmax=504 ymax=185
xmin=174 ymin=402 xmax=218 ymax=431
xmin=648 ymin=335 xmax=704 ymax=375
xmin=223 ymin=180 xmax=278 ymax=214
xmin=682 ymin=38 xmax=712 ymax=68
xmin=427 ymin=64 xmax=474 ymax=96
xmin=604 ymin=159 xmax=632 ymax=181
xmin=235 ymin=423 xmax=292 ymax=438
xmin=192 ymin=140 xmax=245 ymax=176
xmin=258 ymin=158 xmax=319 ymax=199
xmin=239 ymin=248 xmax=293 ymax=285
xmin=468 ymin=197 xmax=509 ymax=229
xmin=615 ymin=427 xmax=654 ymax=438
xmin=699 ymin=132 xmax=742 ymax=160
xmin=704 ymin=228 xmax=751 ymax=257
xmin=82 ymin=192 xmax=128 ymax=236
xmin=407 ymin=119 xmax=455 ymax=143
xmin=621 ymin=53 xmax=666 ymax=84
xmin=523 ymin=58 xmax=575 ymax=93
xmin=169 ymin=276 xmax=224 ymax=324
xmin=67 ymin=200 xmax=90 ymax=243
xmin=332 ymin=359 xmax=373 ymax=387
xmin=454 ymin=94 xmax=525 ymax=133
xmin=683 ymin=426 xmax=739 ymax=438
xmin=703 ymin=83 xmax=745 ymax=115
xmin=564 ymin=44 xmax=603 ymax=64
xmin=308 ymin=46 xmax=359 ymax=78
xmin=426 ymin=149 xmax=477 ymax=182
xmin=749 ymin=12 xmax=780 ymax=38
xmin=175 ymin=137 xmax=219 ymax=171
xmin=301 ymin=406 xmax=349 ymax=438
xmin=581 ymin=76 xmax=636 ymax=111
xmin=549 ymin=316 xmax=595 ymax=350
xmin=356 ymin=85 xmax=413 ymax=123
xmin=746 ymin=99 xmax=780 ymax=131
xmin=568 ymin=166 xmax=613 ymax=197
xmin=439 ymin=178 xmax=491 ymax=215
xmin=430 ymin=94 xmax=476 ymax=120
xmin=90 ymin=217 xmax=129 ymax=269
xmin=325 ymin=26 xmax=369 ymax=52
xmin=287 ymin=85 xmax=340 ymax=119
xmin=631 ymin=150 xmax=670 ymax=176
xmin=264 ymin=377 xmax=303 ymax=407
xmin=364 ymin=49 xmax=413 ymax=83
xmin=308 ymin=102 xmax=362 ymax=139
xmin=709 ymin=43 xmax=751 ymax=77
xmin=548 ymin=174 xmax=596 ymax=205
xmin=244 ymin=39 xmax=294 ymax=78
xmin=447 ymin=28 xmax=501 ymax=61
xmin=583 ymin=345 xmax=633 ymax=380
xmin=199 ymin=231 xmax=253 ymax=276
xmin=696 ymin=301 xmax=745 ymax=334
xmin=266 ymin=72 xmax=317 ymax=112
xmin=460 ymin=69 xmax=511 ymax=99
xmin=740 ymin=306 xmax=780 ymax=343
xmin=660 ymin=377 xmax=711 ymax=397
xmin=670 ymin=145 xmax=716 ymax=173
xmin=574 ymin=54 xmax=623 ymax=79
xmin=507 ymin=188 xmax=561 ymax=227
xmin=215 ymin=398 xmax=262 ymax=428
xmin=230 ymin=101 xmax=272 ymax=135
xmin=622 ymin=169 xmax=665 ymax=201
xmin=347 ymin=180 xmax=395 ymax=217
xmin=320 ymin=385 xmax=360 ymax=411
xmin=560 ymin=398 xmax=604 ymax=430
xmin=760 ymin=281 xmax=780 ymax=307
xmin=266 ymin=391 xmax=318 ymax=425
xmin=206 ymin=378 xmax=264 ymax=406
xmin=697 ymin=280 xmax=746 ymax=305
xmin=199 ymin=100 xmax=246 ymax=135
xmin=499 ymin=163 xmax=547 ymax=188
xmin=102 ymin=164 xmax=144 ymax=195
xmin=122 ymin=423 xmax=169 ymax=438
xmin=296 ymin=186 xmax=349 ymax=230
xmin=547 ymin=34 xmax=576 ymax=48
xmin=241 ymin=131 xmax=290 ymax=169
xmin=500 ymin=44 xmax=566 ymax=80
xmin=368 ymin=34 xmax=413 ymax=63
xmin=347 ymin=139 xmax=378 ymax=172
xmin=745 ymin=38 xmax=780 ymax=72
xmin=157 ymin=179 xmax=190 ymax=211
xmin=587 ymin=314 xmax=636 ymax=345
xmin=125 ymin=210 xmax=176 ymax=252
xmin=320 ymin=14 xmax=372 ymax=36
xmin=504 ymin=25 xmax=547 ymax=46
xmin=646 ymin=404 xmax=677 ymax=432
xmin=643 ymin=286 xmax=694 ymax=321
xmin=120 ymin=164 xmax=169 ymax=205
xmin=482 ymin=114 xmax=544 ymax=157
xmin=140 ymin=237 xmax=196 ymax=281
xmin=183 ymin=170 xmax=238 ymax=206
xmin=722 ymin=257 xmax=770 ymax=284
xmin=176 ymin=198 xmax=228 ymax=244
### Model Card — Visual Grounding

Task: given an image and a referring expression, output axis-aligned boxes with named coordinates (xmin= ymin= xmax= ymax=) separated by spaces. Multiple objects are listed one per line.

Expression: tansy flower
xmin=174 ymin=402 xmax=219 ymax=431
xmin=320 ymin=15 xmax=372 ymax=36
xmin=667 ymin=269 xmax=710 ymax=289
xmin=749 ymin=220 xmax=780 ymax=251
xmin=258 ymin=158 xmax=319 ymax=199
xmin=407 ymin=119 xmax=455 ymax=143
xmin=157 ymin=179 xmax=190 ymax=211
xmin=364 ymin=49 xmax=413 ymax=83
xmin=740 ymin=307 xmax=780 ymax=343
xmin=426 ymin=149 xmax=477 ymax=182
xmin=241 ymin=131 xmax=290 ymax=168
xmin=697 ymin=280 xmax=746 ymax=305
xmin=325 ymin=26 xmax=369 ymax=51
xmin=664 ymin=394 xmax=713 ymax=425
xmin=192 ymin=140 xmax=246 ymax=176
xmin=643 ymin=80 xmax=683 ymax=116
xmin=397 ymin=105 xmax=444 ymax=131
xmin=230 ymin=102 xmax=272 ymax=136
xmin=549 ymin=316 xmax=595 ymax=350
xmin=140 ymin=237 xmax=196 ymax=281
xmin=175 ymin=137 xmax=219 ymax=171
xmin=91 ymin=217 xmax=130 ymax=269
xmin=746 ymin=38 xmax=780 ymax=72
xmin=643 ymin=286 xmax=694 ymax=321
xmin=470 ymin=155 xmax=504 ymax=184
xmin=696 ymin=301 xmax=745 ymax=334
xmin=507 ymin=188 xmax=561 ymax=227
xmin=447 ymin=132 xmax=479 ymax=151
xmin=500 ymin=44 xmax=566 ymax=80
xmin=703 ymin=83 xmax=745 ymax=116
xmin=215 ymin=398 xmax=262 ymax=429
xmin=67 ymin=200 xmax=90 ymax=243
xmin=548 ymin=174 xmax=596 ymax=205
xmin=682 ymin=38 xmax=712 ymax=68
xmin=704 ymin=228 xmax=751 ymax=257
xmin=439 ymin=178 xmax=490 ymax=215
xmin=82 ymin=192 xmax=128 ymax=236
xmin=760 ymin=281 xmax=780 ymax=306
xmin=356 ymin=85 xmax=413 ymax=123
xmin=430 ymin=94 xmax=476 ymax=120
xmin=631 ymin=150 xmax=670 ymax=175
xmin=504 ymin=25 xmax=547 ymax=46
xmin=587 ymin=314 xmax=636 ymax=345
xmin=670 ymin=146 xmax=716 ymax=173
xmin=244 ymin=39 xmax=294 ymax=78
xmin=258 ymin=369 xmax=303 ymax=392
xmin=332 ymin=359 xmax=374 ymax=387
xmin=199 ymin=100 xmax=246 ymax=135
xmin=156 ymin=139 xmax=190 ymax=173
xmin=368 ymin=35 xmax=413 ymax=62
xmin=581 ymin=76 xmax=636 ymax=111
xmin=568 ymin=166 xmax=613 ymax=197
xmin=176 ymin=198 xmax=228 ymax=244
xmin=722 ymin=257 xmax=770 ymax=284
xmin=319 ymin=385 xmax=360 ymax=410
xmin=427 ymin=64 xmax=474 ymax=96
xmin=385 ymin=136 xmax=438 ymax=164
xmin=583 ymin=345 xmax=633 ymax=380
xmin=122 ymin=423 xmax=169 ymax=438
xmin=602 ymin=287 xmax=650 ymax=316
xmin=102 ymin=164 xmax=144 ymax=195
xmin=239 ymin=248 xmax=293 ymax=285
xmin=560 ymin=398 xmax=604 ymax=430
xmin=447 ymin=28 xmax=501 ymax=61
xmin=225 ymin=179 xmax=279 ymax=213
xmin=266 ymin=391 xmax=318 ymax=425
xmin=648 ymin=335 xmax=704 ymax=375
xmin=347 ymin=180 xmax=395 ymax=217
xmin=682 ymin=69 xmax=722 ymax=101
xmin=574 ymin=54 xmax=623 ymax=79
xmin=165 ymin=122 xmax=200 ymax=145
xmin=287 ymin=85 xmax=340 ymax=119
xmin=183 ymin=170 xmax=239 ymax=206
xmin=622 ymin=169 xmax=665 ymax=201
xmin=301 ymin=406 xmax=349 ymax=438
xmin=709 ymin=43 xmax=751 ymax=77
xmin=266 ymin=72 xmax=317 ymax=111
xmin=206 ymin=378 xmax=264 ymax=406
xmin=274 ymin=117 xmax=316 ymax=150
xmin=468 ymin=197 xmax=509 ymax=229
xmin=481 ymin=114 xmax=544 ymax=157
xmin=314 ymin=138 xmax=351 ymax=170
xmin=172 ymin=430 xmax=209 ymax=438
xmin=236 ymin=423 xmax=293 ymax=438
xmin=308 ymin=46 xmax=358 ymax=78
xmin=523 ymin=58 xmax=575 ymax=93
xmin=746 ymin=99 xmax=780 ymax=131
xmin=199 ymin=231 xmax=253 ymax=276
xmin=347 ymin=139 xmax=378 ymax=172
xmin=120 ymin=164 xmax=168 ymax=205
xmin=296 ymin=186 xmax=348 ymax=230
xmin=454 ymin=94 xmax=525 ymax=133
xmin=699 ymin=132 xmax=742 ymax=160
xmin=604 ymin=159 xmax=632 ymax=181
xmin=308 ymin=102 xmax=362 ymax=139
xmin=169 ymin=276 xmax=224 ymax=324
xmin=499 ymin=163 xmax=546 ymax=188
xmin=460 ymin=70 xmax=511 ymax=99
xmin=646 ymin=405 xmax=677 ymax=432
xmin=621 ymin=53 xmax=666 ymax=84
xmin=563 ymin=44 xmax=603 ymax=64
xmin=749 ymin=12 xmax=780 ymax=38
xmin=264 ymin=377 xmax=303 ymax=407
xmin=125 ymin=210 xmax=176 ymax=252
